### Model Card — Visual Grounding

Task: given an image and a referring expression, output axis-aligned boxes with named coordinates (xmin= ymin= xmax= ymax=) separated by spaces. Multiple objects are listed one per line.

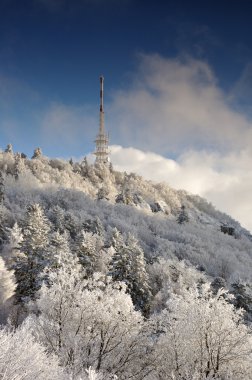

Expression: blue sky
xmin=0 ymin=0 xmax=252 ymax=156
xmin=1 ymin=0 xmax=252 ymax=231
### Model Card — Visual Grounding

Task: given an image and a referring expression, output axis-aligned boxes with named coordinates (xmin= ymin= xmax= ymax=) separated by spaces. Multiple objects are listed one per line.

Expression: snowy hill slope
xmin=1 ymin=149 xmax=252 ymax=286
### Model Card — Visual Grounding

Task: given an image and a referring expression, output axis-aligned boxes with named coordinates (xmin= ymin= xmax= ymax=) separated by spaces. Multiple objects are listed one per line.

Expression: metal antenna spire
xmin=94 ymin=76 xmax=109 ymax=165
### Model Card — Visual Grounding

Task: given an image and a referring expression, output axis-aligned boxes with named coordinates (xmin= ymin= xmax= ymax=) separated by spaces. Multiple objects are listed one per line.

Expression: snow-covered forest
xmin=1 ymin=145 xmax=252 ymax=380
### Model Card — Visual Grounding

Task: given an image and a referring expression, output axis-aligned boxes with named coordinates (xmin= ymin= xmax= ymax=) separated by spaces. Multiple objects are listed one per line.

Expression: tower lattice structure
xmin=94 ymin=76 xmax=109 ymax=165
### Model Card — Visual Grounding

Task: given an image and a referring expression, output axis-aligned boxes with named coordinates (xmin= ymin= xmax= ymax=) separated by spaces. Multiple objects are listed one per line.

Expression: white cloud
xmin=110 ymin=54 xmax=252 ymax=155
xmin=111 ymin=145 xmax=252 ymax=233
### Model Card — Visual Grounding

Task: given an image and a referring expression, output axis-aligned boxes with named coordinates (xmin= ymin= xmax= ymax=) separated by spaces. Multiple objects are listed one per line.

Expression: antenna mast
xmin=94 ymin=76 xmax=109 ymax=165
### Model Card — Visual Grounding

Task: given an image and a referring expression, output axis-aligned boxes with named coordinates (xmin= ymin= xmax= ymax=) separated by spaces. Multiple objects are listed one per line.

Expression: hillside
xmin=1 ymin=147 xmax=252 ymax=379
xmin=1 ymin=148 xmax=252 ymax=283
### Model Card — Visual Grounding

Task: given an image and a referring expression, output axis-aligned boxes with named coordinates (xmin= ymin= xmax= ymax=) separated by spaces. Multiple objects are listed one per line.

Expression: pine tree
xmin=5 ymin=143 xmax=13 ymax=154
xmin=75 ymin=230 xmax=103 ymax=276
xmin=0 ymin=170 xmax=4 ymax=204
xmin=110 ymin=230 xmax=151 ymax=314
xmin=115 ymin=187 xmax=134 ymax=205
xmin=109 ymin=228 xmax=131 ymax=283
xmin=177 ymin=205 xmax=189 ymax=224
xmin=32 ymin=147 xmax=42 ymax=159
xmin=97 ymin=186 xmax=109 ymax=201
xmin=46 ymin=230 xmax=84 ymax=285
xmin=0 ymin=256 xmax=16 ymax=306
xmin=3 ymin=222 xmax=23 ymax=267
xmin=126 ymin=234 xmax=151 ymax=314
xmin=13 ymin=153 xmax=26 ymax=180
xmin=50 ymin=205 xmax=66 ymax=233
xmin=15 ymin=204 xmax=51 ymax=302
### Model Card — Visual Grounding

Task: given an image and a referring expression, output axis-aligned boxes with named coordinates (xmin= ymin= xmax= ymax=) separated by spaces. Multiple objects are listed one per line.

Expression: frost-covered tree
xmin=15 ymin=204 xmax=51 ymax=302
xmin=0 ymin=256 xmax=16 ymax=322
xmin=0 ymin=170 xmax=4 ymax=204
xmin=154 ymin=284 xmax=252 ymax=379
xmin=49 ymin=205 xmax=66 ymax=233
xmin=177 ymin=204 xmax=189 ymax=224
xmin=109 ymin=228 xmax=130 ymax=282
xmin=3 ymin=222 xmax=23 ymax=264
xmin=13 ymin=152 xmax=26 ymax=180
xmin=149 ymin=259 xmax=206 ymax=313
xmin=32 ymin=268 xmax=149 ymax=379
xmin=97 ymin=186 xmax=109 ymax=201
xmin=110 ymin=230 xmax=150 ymax=314
xmin=0 ymin=256 xmax=16 ymax=305
xmin=75 ymin=230 xmax=105 ymax=276
xmin=5 ymin=143 xmax=13 ymax=154
xmin=0 ymin=322 xmax=66 ymax=380
xmin=231 ymin=281 xmax=252 ymax=321
xmin=115 ymin=187 xmax=134 ymax=205
xmin=32 ymin=147 xmax=42 ymax=159
xmin=125 ymin=233 xmax=151 ymax=314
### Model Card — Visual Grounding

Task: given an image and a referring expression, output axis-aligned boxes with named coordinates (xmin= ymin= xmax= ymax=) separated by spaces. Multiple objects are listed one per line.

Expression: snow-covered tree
xmin=13 ymin=152 xmax=26 ymax=180
xmin=32 ymin=269 xmax=149 ymax=379
xmin=149 ymin=258 xmax=206 ymax=313
xmin=0 ymin=170 xmax=4 ymax=204
xmin=15 ymin=204 xmax=51 ymax=302
xmin=75 ymin=230 xmax=106 ymax=276
xmin=97 ymin=186 xmax=109 ymax=201
xmin=0 ymin=256 xmax=16 ymax=305
xmin=49 ymin=230 xmax=80 ymax=270
xmin=231 ymin=281 xmax=252 ymax=321
xmin=125 ymin=233 xmax=151 ymax=314
xmin=0 ymin=256 xmax=16 ymax=322
xmin=32 ymin=147 xmax=42 ymax=159
xmin=3 ymin=222 xmax=23 ymax=265
xmin=49 ymin=205 xmax=66 ymax=233
xmin=177 ymin=204 xmax=189 ymax=224
xmin=4 ymin=143 xmax=13 ymax=154
xmin=115 ymin=187 xmax=134 ymax=205
xmin=154 ymin=284 xmax=252 ymax=379
xmin=0 ymin=321 xmax=66 ymax=380
xmin=109 ymin=228 xmax=130 ymax=282
xmin=110 ymin=230 xmax=150 ymax=314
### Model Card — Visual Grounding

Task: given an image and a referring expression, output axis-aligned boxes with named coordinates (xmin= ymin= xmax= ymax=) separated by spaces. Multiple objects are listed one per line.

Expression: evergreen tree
xmin=32 ymin=147 xmax=42 ymax=159
xmin=15 ymin=204 xmax=51 ymax=302
xmin=0 ymin=256 xmax=16 ymax=306
xmin=50 ymin=205 xmax=66 ymax=234
xmin=126 ymin=234 xmax=151 ymax=314
xmin=5 ymin=143 xmax=13 ymax=154
xmin=109 ymin=228 xmax=131 ymax=284
xmin=80 ymin=156 xmax=89 ymax=177
xmin=82 ymin=217 xmax=104 ymax=236
xmin=0 ymin=170 xmax=4 ymax=204
xmin=231 ymin=281 xmax=252 ymax=321
xmin=177 ymin=205 xmax=189 ymax=224
xmin=75 ymin=230 xmax=103 ymax=276
xmin=3 ymin=222 xmax=23 ymax=267
xmin=46 ymin=230 xmax=84 ymax=284
xmin=115 ymin=187 xmax=134 ymax=205
xmin=97 ymin=186 xmax=109 ymax=201
xmin=110 ymin=230 xmax=151 ymax=314
xmin=13 ymin=153 xmax=26 ymax=180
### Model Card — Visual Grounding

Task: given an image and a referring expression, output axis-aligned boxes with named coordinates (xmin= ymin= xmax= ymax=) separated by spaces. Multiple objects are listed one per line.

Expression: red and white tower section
xmin=94 ymin=76 xmax=109 ymax=165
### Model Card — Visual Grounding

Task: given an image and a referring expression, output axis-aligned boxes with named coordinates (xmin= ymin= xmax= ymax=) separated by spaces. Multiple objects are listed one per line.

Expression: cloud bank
xmin=111 ymin=145 xmax=252 ymax=233
xmin=110 ymin=54 xmax=252 ymax=156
